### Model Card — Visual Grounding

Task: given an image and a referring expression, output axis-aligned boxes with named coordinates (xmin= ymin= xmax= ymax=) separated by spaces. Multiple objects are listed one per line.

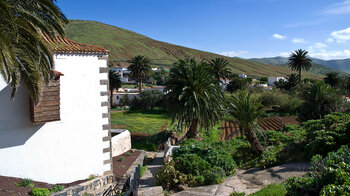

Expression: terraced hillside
xmin=65 ymin=20 xmax=321 ymax=79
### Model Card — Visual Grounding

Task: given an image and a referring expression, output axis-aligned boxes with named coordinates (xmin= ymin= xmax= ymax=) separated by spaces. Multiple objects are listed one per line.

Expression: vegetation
xmin=15 ymin=178 xmax=34 ymax=188
xmin=65 ymin=20 xmax=322 ymax=79
xmin=288 ymin=49 xmax=313 ymax=83
xmin=140 ymin=165 xmax=147 ymax=177
xmin=0 ymin=0 xmax=68 ymax=102
xmin=208 ymin=58 xmax=232 ymax=81
xmin=274 ymin=73 xmax=299 ymax=90
xmin=111 ymin=109 xmax=171 ymax=135
xmin=250 ymin=184 xmax=286 ymax=196
xmin=128 ymin=55 xmax=152 ymax=92
xmin=165 ymin=58 xmax=224 ymax=138
xmin=130 ymin=90 xmax=164 ymax=110
xmin=228 ymin=92 xmax=264 ymax=154
xmin=226 ymin=75 xmax=251 ymax=93
xmin=109 ymin=69 xmax=122 ymax=106
xmin=324 ymin=71 xmax=342 ymax=87
xmin=285 ymin=145 xmax=350 ymax=196
xmin=31 ymin=188 xmax=50 ymax=196
xmin=49 ymin=184 xmax=65 ymax=192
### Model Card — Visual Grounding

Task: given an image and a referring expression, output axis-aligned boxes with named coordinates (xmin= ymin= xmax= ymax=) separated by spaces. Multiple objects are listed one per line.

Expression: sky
xmin=56 ymin=0 xmax=350 ymax=60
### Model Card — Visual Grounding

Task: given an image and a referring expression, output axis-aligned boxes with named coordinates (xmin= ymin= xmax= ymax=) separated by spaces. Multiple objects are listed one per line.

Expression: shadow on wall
xmin=0 ymin=84 xmax=44 ymax=149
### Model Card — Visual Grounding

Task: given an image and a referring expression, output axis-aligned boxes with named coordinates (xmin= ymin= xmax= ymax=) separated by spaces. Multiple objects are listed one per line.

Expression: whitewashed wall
xmin=113 ymin=93 xmax=139 ymax=106
xmin=0 ymin=54 xmax=110 ymax=184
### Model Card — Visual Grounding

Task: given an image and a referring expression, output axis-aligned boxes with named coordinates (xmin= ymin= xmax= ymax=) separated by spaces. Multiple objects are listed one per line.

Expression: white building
xmin=239 ymin=74 xmax=247 ymax=78
xmin=0 ymin=36 xmax=113 ymax=183
xmin=268 ymin=77 xmax=286 ymax=86
xmin=113 ymin=92 xmax=139 ymax=106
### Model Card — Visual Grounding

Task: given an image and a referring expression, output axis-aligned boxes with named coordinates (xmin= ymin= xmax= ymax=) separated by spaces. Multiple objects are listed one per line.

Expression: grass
xmin=140 ymin=165 xmax=147 ymax=177
xmin=110 ymin=109 xmax=172 ymax=135
xmin=66 ymin=20 xmax=322 ymax=79
xmin=121 ymin=84 xmax=136 ymax=88
xmin=249 ymin=184 xmax=286 ymax=196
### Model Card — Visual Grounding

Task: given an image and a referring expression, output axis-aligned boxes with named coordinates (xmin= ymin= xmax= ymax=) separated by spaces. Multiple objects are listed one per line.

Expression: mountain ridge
xmin=65 ymin=20 xmax=321 ymax=79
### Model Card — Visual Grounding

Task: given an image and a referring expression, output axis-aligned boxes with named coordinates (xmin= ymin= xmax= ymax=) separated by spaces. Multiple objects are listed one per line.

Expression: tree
xmin=324 ymin=72 xmax=341 ymax=88
xmin=226 ymin=76 xmax=250 ymax=93
xmin=274 ymin=73 xmax=299 ymax=90
xmin=128 ymin=55 xmax=152 ymax=92
xmin=288 ymin=49 xmax=312 ymax=83
xmin=130 ymin=90 xmax=164 ymax=110
xmin=228 ymin=92 xmax=264 ymax=154
xmin=152 ymin=69 xmax=168 ymax=85
xmin=209 ymin=58 xmax=231 ymax=82
xmin=165 ymin=58 xmax=224 ymax=139
xmin=0 ymin=0 xmax=68 ymax=102
xmin=109 ymin=70 xmax=121 ymax=107
xmin=301 ymin=81 xmax=344 ymax=120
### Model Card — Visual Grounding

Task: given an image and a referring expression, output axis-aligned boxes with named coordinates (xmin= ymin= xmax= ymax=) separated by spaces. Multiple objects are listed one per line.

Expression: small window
xmin=30 ymin=71 xmax=63 ymax=124
xmin=117 ymin=96 xmax=119 ymax=99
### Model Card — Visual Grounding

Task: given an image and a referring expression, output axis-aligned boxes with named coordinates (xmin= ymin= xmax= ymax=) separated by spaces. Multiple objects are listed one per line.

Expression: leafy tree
xmin=324 ymin=71 xmax=341 ymax=87
xmin=260 ymin=77 xmax=268 ymax=84
xmin=109 ymin=70 xmax=121 ymax=107
xmin=165 ymin=58 xmax=224 ymax=138
xmin=301 ymin=81 xmax=344 ymax=120
xmin=208 ymin=58 xmax=231 ymax=82
xmin=226 ymin=76 xmax=250 ymax=93
xmin=128 ymin=55 xmax=152 ymax=92
xmin=120 ymin=94 xmax=130 ymax=107
xmin=0 ymin=0 xmax=68 ymax=102
xmin=228 ymin=92 xmax=264 ymax=154
xmin=288 ymin=49 xmax=312 ymax=83
xmin=151 ymin=69 xmax=169 ymax=85
xmin=130 ymin=90 xmax=164 ymax=110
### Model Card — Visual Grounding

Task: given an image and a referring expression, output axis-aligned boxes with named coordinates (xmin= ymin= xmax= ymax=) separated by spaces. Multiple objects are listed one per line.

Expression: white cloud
xmin=330 ymin=27 xmax=350 ymax=43
xmin=217 ymin=50 xmax=249 ymax=58
xmin=279 ymin=52 xmax=290 ymax=57
xmin=314 ymin=42 xmax=327 ymax=49
xmin=325 ymin=0 xmax=350 ymax=15
xmin=291 ymin=38 xmax=307 ymax=44
xmin=272 ymin=33 xmax=286 ymax=40
xmin=309 ymin=49 xmax=350 ymax=60
xmin=326 ymin=38 xmax=334 ymax=43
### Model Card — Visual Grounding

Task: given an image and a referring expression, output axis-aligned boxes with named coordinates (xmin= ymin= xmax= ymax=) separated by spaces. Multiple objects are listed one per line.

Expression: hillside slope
xmin=249 ymin=57 xmax=349 ymax=76
xmin=65 ymin=20 xmax=321 ymax=78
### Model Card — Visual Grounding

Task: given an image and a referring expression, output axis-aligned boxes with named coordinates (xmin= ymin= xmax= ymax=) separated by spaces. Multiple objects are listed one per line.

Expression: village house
xmin=268 ymin=76 xmax=286 ymax=86
xmin=0 ymin=36 xmax=113 ymax=184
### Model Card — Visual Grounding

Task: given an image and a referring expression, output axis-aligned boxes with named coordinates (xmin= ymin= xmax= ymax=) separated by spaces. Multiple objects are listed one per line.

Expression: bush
xmin=15 ymin=178 xmax=34 ymax=188
xmin=50 ymin=184 xmax=64 ymax=192
xmin=250 ymin=184 xmax=286 ymax=196
xmin=31 ymin=188 xmax=50 ymax=196
xmin=130 ymin=90 xmax=164 ymax=110
xmin=285 ymin=145 xmax=350 ymax=196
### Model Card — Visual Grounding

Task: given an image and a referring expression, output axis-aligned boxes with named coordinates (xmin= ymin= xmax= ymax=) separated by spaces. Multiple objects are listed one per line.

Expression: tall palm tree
xmin=209 ymin=58 xmax=231 ymax=82
xmin=228 ymin=92 xmax=264 ymax=154
xmin=324 ymin=72 xmax=341 ymax=87
xmin=128 ymin=55 xmax=152 ymax=93
xmin=288 ymin=49 xmax=312 ymax=84
xmin=109 ymin=69 xmax=121 ymax=107
xmin=165 ymin=58 xmax=225 ymax=139
xmin=0 ymin=0 xmax=68 ymax=102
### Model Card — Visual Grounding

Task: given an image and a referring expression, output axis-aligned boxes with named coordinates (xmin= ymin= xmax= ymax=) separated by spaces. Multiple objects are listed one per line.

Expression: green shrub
xmin=230 ymin=192 xmax=246 ymax=196
xmin=140 ymin=165 xmax=147 ymax=177
xmin=203 ymin=166 xmax=226 ymax=185
xmin=174 ymin=154 xmax=210 ymax=176
xmin=31 ymin=188 xmax=50 ymax=196
xmin=250 ymin=184 xmax=286 ymax=196
xmin=285 ymin=145 xmax=350 ymax=195
xmin=15 ymin=178 xmax=34 ymax=188
xmin=50 ymin=184 xmax=64 ymax=192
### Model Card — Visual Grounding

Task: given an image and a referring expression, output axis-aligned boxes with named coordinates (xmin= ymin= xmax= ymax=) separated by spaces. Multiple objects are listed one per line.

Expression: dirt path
xmin=171 ymin=162 xmax=310 ymax=196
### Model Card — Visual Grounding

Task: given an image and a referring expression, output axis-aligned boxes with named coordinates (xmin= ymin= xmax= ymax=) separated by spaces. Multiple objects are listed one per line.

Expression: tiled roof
xmin=43 ymin=34 xmax=110 ymax=55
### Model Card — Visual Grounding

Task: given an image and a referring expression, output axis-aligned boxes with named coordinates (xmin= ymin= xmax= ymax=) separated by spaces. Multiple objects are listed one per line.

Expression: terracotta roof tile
xmin=42 ymin=34 xmax=109 ymax=55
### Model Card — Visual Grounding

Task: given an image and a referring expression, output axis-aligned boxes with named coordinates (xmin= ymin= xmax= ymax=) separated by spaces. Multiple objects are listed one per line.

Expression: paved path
xmin=139 ymin=151 xmax=164 ymax=188
xmin=171 ymin=162 xmax=310 ymax=196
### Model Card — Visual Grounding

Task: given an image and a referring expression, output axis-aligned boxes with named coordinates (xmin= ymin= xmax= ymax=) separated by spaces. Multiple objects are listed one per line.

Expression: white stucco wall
xmin=0 ymin=54 xmax=110 ymax=183
xmin=111 ymin=130 xmax=131 ymax=157
xmin=113 ymin=93 xmax=139 ymax=106
xmin=268 ymin=77 xmax=286 ymax=86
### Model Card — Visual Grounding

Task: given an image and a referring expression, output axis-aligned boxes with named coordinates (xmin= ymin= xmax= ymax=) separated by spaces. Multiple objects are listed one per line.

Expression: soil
xmin=220 ymin=116 xmax=300 ymax=140
xmin=113 ymin=150 xmax=142 ymax=181
xmin=0 ymin=175 xmax=88 ymax=196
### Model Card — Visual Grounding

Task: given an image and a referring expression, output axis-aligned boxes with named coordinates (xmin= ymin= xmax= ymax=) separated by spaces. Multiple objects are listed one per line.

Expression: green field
xmin=110 ymin=110 xmax=172 ymax=135
xmin=65 ymin=20 xmax=322 ymax=79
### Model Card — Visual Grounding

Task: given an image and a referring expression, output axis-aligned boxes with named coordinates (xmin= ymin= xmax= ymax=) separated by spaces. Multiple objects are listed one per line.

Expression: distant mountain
xmin=64 ymin=20 xmax=321 ymax=79
xmin=249 ymin=57 xmax=349 ymax=77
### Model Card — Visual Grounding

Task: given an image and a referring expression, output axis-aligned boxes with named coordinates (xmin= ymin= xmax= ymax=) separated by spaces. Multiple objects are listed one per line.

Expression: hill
xmin=249 ymin=57 xmax=349 ymax=76
xmin=65 ymin=20 xmax=321 ymax=79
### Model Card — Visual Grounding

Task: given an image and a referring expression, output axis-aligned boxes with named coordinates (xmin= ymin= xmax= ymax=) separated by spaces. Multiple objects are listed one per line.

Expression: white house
xmin=268 ymin=76 xmax=286 ymax=86
xmin=0 ymin=35 xmax=113 ymax=183
xmin=113 ymin=92 xmax=139 ymax=106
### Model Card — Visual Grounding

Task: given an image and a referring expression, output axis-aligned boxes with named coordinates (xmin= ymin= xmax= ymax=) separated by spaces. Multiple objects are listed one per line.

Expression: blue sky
xmin=57 ymin=0 xmax=350 ymax=60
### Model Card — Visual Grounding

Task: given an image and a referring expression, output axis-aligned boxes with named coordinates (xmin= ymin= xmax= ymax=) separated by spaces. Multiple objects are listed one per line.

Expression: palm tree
xmin=128 ymin=55 xmax=152 ymax=93
xmin=228 ymin=92 xmax=264 ymax=154
xmin=209 ymin=58 xmax=231 ymax=82
xmin=288 ymin=49 xmax=312 ymax=84
xmin=109 ymin=69 xmax=121 ymax=107
xmin=324 ymin=72 xmax=341 ymax=87
xmin=165 ymin=58 xmax=225 ymax=139
xmin=0 ymin=0 xmax=68 ymax=102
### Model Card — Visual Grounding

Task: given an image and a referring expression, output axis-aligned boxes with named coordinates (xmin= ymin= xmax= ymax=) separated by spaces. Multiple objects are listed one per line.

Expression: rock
xmin=176 ymin=184 xmax=188 ymax=191
xmin=138 ymin=186 xmax=163 ymax=196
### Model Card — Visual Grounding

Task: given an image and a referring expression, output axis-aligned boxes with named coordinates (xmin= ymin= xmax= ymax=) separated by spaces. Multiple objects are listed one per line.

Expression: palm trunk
xmin=244 ymin=128 xmax=264 ymax=154
xmin=185 ymin=119 xmax=199 ymax=139
xmin=110 ymin=87 xmax=114 ymax=108
xmin=139 ymin=78 xmax=142 ymax=93
xmin=299 ymin=69 xmax=302 ymax=84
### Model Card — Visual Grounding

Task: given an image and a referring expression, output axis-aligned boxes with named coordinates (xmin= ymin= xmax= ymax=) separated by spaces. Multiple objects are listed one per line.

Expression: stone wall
xmin=111 ymin=129 xmax=131 ymax=157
